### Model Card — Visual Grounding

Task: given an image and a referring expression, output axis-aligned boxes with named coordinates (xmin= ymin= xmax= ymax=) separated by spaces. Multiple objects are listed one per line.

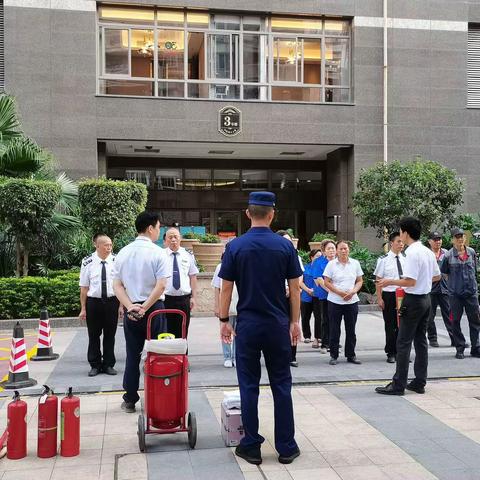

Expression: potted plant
xmin=181 ymin=231 xmax=201 ymax=251
xmin=309 ymin=232 xmax=337 ymax=251
xmin=286 ymin=228 xmax=299 ymax=249
xmin=192 ymin=234 xmax=224 ymax=272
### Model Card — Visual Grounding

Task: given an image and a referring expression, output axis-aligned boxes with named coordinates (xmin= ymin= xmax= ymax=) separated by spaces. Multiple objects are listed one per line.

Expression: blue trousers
xmin=122 ymin=300 xmax=166 ymax=404
xmin=235 ymin=319 xmax=298 ymax=457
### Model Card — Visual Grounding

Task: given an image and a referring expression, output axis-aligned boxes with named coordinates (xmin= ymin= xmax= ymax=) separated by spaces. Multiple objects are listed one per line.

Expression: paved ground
xmin=1 ymin=314 xmax=480 ymax=479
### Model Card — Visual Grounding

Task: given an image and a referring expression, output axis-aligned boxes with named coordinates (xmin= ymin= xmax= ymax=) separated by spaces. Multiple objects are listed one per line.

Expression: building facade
xmin=4 ymin=0 xmax=480 ymax=247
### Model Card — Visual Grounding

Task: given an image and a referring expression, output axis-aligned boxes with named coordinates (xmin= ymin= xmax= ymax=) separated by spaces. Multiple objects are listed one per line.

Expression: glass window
xmin=158 ymin=82 xmax=184 ymax=98
xmin=184 ymin=169 xmax=212 ymax=190
xmin=271 ymin=17 xmax=322 ymax=34
xmin=188 ymin=32 xmax=206 ymax=80
xmin=303 ymin=38 xmax=321 ymax=84
xmin=207 ymin=34 xmax=239 ymax=80
xmin=272 ymin=209 xmax=296 ymax=233
xmin=325 ymin=20 xmax=350 ymax=36
xmin=99 ymin=79 xmax=154 ymax=96
xmin=273 ymin=38 xmax=299 ymax=82
xmin=214 ymin=170 xmax=240 ymax=189
xmin=184 ymin=211 xmax=201 ymax=225
xmin=325 ymin=37 xmax=350 ymax=86
xmin=243 ymin=85 xmax=267 ymax=100
xmin=242 ymin=170 xmax=268 ymax=190
xmin=157 ymin=9 xmax=184 ymax=27
xmin=243 ymin=35 xmax=267 ymax=83
xmin=213 ymin=14 xmax=240 ymax=30
xmin=158 ymin=30 xmax=184 ymax=79
xmin=271 ymin=86 xmax=321 ymax=102
xmin=187 ymin=12 xmax=209 ymax=28
xmin=210 ymin=84 xmax=240 ymax=99
xmin=187 ymin=83 xmax=209 ymax=98
xmin=131 ymin=30 xmax=154 ymax=78
xmin=243 ymin=16 xmax=264 ymax=32
xmin=99 ymin=6 xmax=154 ymax=25
xmin=325 ymin=88 xmax=350 ymax=103
xmin=155 ymin=169 xmax=182 ymax=190
xmin=271 ymin=171 xmax=297 ymax=190
xmin=159 ymin=211 xmax=182 ymax=226
xmin=104 ymin=29 xmax=129 ymax=75
xmin=126 ymin=169 xmax=151 ymax=187
xmin=297 ymin=171 xmax=322 ymax=190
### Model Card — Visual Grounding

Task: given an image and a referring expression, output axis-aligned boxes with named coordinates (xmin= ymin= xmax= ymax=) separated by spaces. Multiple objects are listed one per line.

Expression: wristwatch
xmin=219 ymin=317 xmax=230 ymax=323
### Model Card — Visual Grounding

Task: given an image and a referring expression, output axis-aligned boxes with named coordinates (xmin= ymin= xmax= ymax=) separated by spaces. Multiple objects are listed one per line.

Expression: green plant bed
xmin=310 ymin=232 xmax=337 ymax=243
xmin=0 ymin=272 xmax=80 ymax=319
xmin=199 ymin=233 xmax=221 ymax=244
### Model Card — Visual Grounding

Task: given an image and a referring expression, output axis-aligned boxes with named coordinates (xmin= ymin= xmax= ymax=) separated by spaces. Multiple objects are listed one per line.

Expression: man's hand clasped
xmin=127 ymin=304 xmax=146 ymax=321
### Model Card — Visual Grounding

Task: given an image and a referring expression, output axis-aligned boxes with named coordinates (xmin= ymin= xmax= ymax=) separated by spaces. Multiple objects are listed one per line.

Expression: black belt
xmin=165 ymin=294 xmax=191 ymax=299
xmin=88 ymin=296 xmax=117 ymax=301
xmin=405 ymin=293 xmax=429 ymax=298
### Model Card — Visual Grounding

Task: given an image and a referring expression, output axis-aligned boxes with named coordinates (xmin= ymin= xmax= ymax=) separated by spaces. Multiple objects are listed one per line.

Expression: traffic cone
xmin=31 ymin=309 xmax=59 ymax=361
xmin=2 ymin=322 xmax=37 ymax=389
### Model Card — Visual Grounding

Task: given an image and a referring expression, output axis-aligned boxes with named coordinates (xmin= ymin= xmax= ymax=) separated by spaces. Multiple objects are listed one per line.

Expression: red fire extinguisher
xmin=61 ymin=387 xmax=80 ymax=457
xmin=395 ymin=287 xmax=406 ymax=327
xmin=37 ymin=385 xmax=58 ymax=458
xmin=7 ymin=391 xmax=27 ymax=460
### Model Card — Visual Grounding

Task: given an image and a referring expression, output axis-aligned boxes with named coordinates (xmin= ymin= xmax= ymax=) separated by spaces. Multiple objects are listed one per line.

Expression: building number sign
xmin=218 ymin=106 xmax=242 ymax=137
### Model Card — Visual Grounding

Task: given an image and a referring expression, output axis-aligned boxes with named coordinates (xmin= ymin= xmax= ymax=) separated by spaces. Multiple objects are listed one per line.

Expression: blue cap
xmin=248 ymin=191 xmax=276 ymax=207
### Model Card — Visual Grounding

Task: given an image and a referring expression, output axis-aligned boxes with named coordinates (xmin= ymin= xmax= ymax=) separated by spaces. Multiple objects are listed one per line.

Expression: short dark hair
xmin=399 ymin=216 xmax=421 ymax=240
xmin=135 ymin=211 xmax=160 ymax=234
xmin=321 ymin=239 xmax=336 ymax=252
xmin=247 ymin=204 xmax=273 ymax=219
xmin=389 ymin=231 xmax=400 ymax=242
xmin=93 ymin=233 xmax=108 ymax=242
xmin=336 ymin=240 xmax=350 ymax=249
xmin=309 ymin=249 xmax=320 ymax=259
xmin=276 ymin=229 xmax=289 ymax=237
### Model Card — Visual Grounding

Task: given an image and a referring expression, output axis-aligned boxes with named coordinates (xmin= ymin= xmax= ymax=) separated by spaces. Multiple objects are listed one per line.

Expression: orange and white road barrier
xmin=2 ymin=322 xmax=37 ymax=389
xmin=31 ymin=309 xmax=59 ymax=362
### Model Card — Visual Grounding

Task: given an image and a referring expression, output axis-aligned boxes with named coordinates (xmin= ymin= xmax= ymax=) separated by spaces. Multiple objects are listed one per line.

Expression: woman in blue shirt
xmin=300 ymin=250 xmax=321 ymax=344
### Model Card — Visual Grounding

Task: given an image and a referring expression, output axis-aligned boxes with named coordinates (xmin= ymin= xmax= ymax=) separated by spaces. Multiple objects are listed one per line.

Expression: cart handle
xmin=147 ymin=309 xmax=187 ymax=340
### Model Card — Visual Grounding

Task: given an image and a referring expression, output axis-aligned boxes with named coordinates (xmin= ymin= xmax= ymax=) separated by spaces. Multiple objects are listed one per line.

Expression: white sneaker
xmin=224 ymin=359 xmax=233 ymax=368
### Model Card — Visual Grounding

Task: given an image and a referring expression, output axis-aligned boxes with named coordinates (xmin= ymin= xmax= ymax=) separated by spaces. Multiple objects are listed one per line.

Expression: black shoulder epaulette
xmin=185 ymin=248 xmax=194 ymax=256
xmin=379 ymin=254 xmax=388 ymax=259
xmin=82 ymin=253 xmax=93 ymax=267
xmin=401 ymin=252 xmax=406 ymax=257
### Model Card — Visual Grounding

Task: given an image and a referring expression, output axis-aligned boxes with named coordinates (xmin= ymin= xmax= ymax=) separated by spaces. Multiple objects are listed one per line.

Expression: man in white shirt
xmin=79 ymin=234 xmax=121 ymax=377
xmin=113 ymin=212 xmax=170 ymax=413
xmin=164 ymin=227 xmax=199 ymax=339
xmin=374 ymin=232 xmax=406 ymax=363
xmin=375 ymin=217 xmax=441 ymax=396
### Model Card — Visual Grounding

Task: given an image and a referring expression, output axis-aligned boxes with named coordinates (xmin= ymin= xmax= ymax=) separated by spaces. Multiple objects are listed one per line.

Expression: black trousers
xmin=328 ymin=301 xmax=358 ymax=359
xmin=319 ymin=299 xmax=330 ymax=348
xmin=164 ymin=294 xmax=191 ymax=339
xmin=449 ymin=295 xmax=480 ymax=354
xmin=86 ymin=297 xmax=119 ymax=369
xmin=300 ymin=301 xmax=313 ymax=339
xmin=123 ymin=300 xmax=166 ymax=404
xmin=382 ymin=291 xmax=398 ymax=356
xmin=392 ymin=293 xmax=430 ymax=390
xmin=311 ymin=297 xmax=323 ymax=339
xmin=427 ymin=293 xmax=453 ymax=343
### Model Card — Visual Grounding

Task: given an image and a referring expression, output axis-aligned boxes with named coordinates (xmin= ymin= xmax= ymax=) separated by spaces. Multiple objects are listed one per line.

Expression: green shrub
xmin=311 ymin=232 xmax=337 ymax=243
xmin=297 ymin=249 xmax=310 ymax=266
xmin=199 ymin=233 xmax=221 ymax=244
xmin=0 ymin=272 xmax=80 ymax=319
xmin=183 ymin=231 xmax=201 ymax=240
xmin=349 ymin=242 xmax=381 ymax=295
xmin=79 ymin=179 xmax=147 ymax=241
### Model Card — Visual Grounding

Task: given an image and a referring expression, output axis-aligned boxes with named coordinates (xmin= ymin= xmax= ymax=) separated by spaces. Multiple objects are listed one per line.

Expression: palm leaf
xmin=0 ymin=95 xmax=21 ymax=142
xmin=0 ymin=136 xmax=49 ymax=176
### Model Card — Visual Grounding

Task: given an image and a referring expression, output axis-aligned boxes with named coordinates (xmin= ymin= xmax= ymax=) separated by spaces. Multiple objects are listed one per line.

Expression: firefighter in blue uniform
xmin=218 ymin=192 xmax=303 ymax=466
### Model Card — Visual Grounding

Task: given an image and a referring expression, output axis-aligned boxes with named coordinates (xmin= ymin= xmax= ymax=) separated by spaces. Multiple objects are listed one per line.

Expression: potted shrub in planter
xmin=286 ymin=228 xmax=299 ymax=249
xmin=192 ymin=234 xmax=224 ymax=272
xmin=309 ymin=232 xmax=337 ymax=251
xmin=181 ymin=231 xmax=201 ymax=251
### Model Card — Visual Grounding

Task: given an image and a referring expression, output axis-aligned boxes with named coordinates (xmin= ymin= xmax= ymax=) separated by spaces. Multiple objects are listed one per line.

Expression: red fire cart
xmin=137 ymin=309 xmax=197 ymax=451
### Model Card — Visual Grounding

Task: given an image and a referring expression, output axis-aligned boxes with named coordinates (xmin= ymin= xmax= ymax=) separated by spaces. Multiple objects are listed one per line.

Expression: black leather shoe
xmin=121 ymin=401 xmax=136 ymax=413
xmin=103 ymin=366 xmax=118 ymax=375
xmin=429 ymin=340 xmax=439 ymax=348
xmin=386 ymin=355 xmax=396 ymax=364
xmin=329 ymin=358 xmax=337 ymax=365
xmin=375 ymin=382 xmax=404 ymax=396
xmin=456 ymin=352 xmax=465 ymax=359
xmin=278 ymin=448 xmax=301 ymax=464
xmin=347 ymin=357 xmax=362 ymax=365
xmin=470 ymin=351 xmax=480 ymax=358
xmin=235 ymin=445 xmax=262 ymax=465
xmin=406 ymin=381 xmax=425 ymax=394
xmin=88 ymin=367 xmax=100 ymax=377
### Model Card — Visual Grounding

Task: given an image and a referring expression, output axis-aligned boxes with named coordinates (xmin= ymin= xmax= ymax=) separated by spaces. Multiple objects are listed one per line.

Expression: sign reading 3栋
xmin=218 ymin=106 xmax=242 ymax=137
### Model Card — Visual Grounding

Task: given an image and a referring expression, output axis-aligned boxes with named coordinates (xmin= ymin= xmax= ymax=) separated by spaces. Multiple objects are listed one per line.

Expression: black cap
xmin=428 ymin=231 xmax=442 ymax=240
xmin=451 ymin=227 xmax=465 ymax=237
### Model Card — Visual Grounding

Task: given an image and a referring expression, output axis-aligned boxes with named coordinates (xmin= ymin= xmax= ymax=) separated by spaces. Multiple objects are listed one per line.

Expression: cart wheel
xmin=187 ymin=412 xmax=197 ymax=449
xmin=137 ymin=415 xmax=146 ymax=452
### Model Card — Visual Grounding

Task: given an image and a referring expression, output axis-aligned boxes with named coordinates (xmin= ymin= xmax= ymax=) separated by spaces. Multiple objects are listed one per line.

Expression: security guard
xmin=164 ymin=227 xmax=199 ymax=339
xmin=219 ymin=192 xmax=303 ymax=466
xmin=79 ymin=234 xmax=120 ymax=377
xmin=113 ymin=212 xmax=170 ymax=413
xmin=374 ymin=231 xmax=405 ymax=363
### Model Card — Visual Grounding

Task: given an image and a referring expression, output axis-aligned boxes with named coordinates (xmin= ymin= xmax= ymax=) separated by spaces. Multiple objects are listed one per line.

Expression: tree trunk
xmin=23 ymin=247 xmax=29 ymax=277
xmin=15 ymin=241 xmax=22 ymax=277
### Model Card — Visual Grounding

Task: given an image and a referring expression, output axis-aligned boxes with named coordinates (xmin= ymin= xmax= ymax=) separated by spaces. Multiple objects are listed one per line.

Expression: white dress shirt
xmin=113 ymin=236 xmax=170 ymax=302
xmin=373 ymin=250 xmax=406 ymax=293
xmin=403 ymin=241 xmax=441 ymax=295
xmin=164 ymin=247 xmax=199 ymax=296
xmin=323 ymin=258 xmax=364 ymax=305
xmin=79 ymin=252 xmax=116 ymax=298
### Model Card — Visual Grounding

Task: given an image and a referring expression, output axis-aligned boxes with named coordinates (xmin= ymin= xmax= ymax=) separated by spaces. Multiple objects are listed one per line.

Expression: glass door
xmin=216 ymin=211 xmax=241 ymax=240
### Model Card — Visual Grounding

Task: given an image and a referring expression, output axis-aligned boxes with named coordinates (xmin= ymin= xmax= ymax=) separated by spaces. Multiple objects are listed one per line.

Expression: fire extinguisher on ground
xmin=7 ymin=391 xmax=27 ymax=460
xmin=395 ymin=287 xmax=405 ymax=327
xmin=61 ymin=387 xmax=80 ymax=457
xmin=38 ymin=385 xmax=58 ymax=458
